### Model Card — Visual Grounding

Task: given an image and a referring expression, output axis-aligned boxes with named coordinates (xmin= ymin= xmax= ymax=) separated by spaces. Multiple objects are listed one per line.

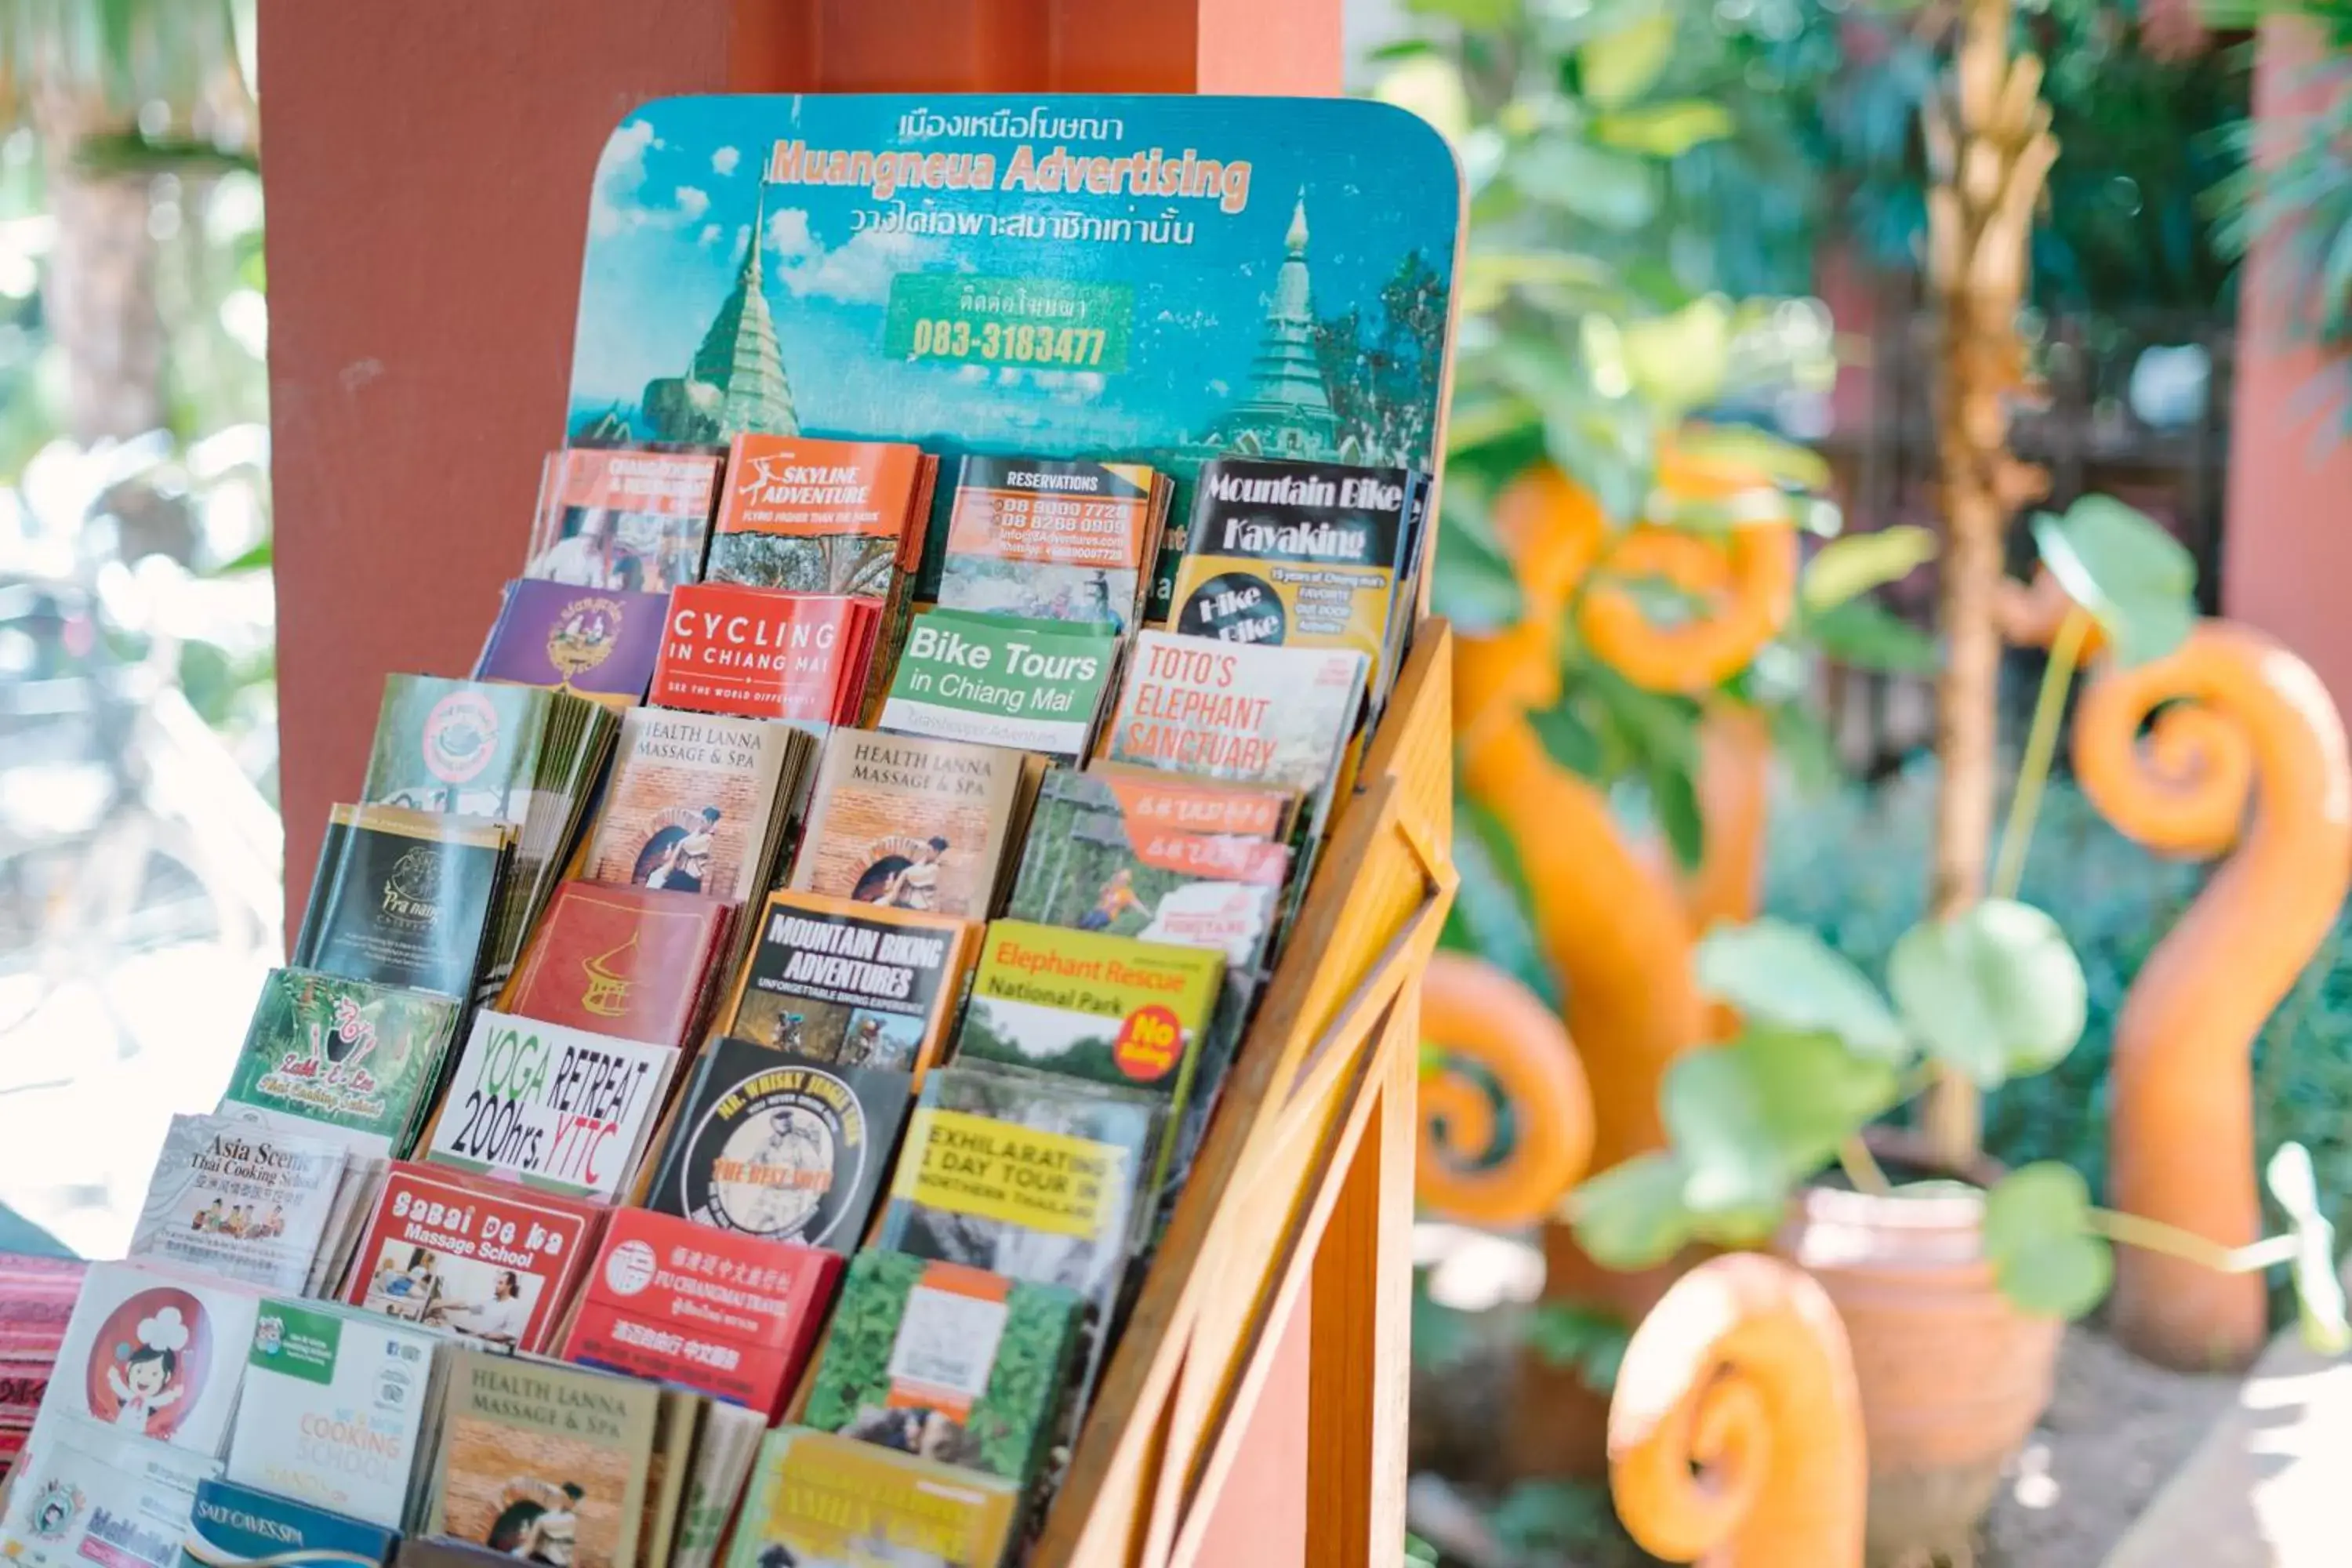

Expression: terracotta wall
xmin=2222 ymin=19 xmax=2352 ymax=708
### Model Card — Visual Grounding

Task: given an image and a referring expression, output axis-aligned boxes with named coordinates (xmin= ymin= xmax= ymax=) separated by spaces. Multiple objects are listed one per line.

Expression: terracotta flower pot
xmin=1776 ymin=1151 xmax=2062 ymax=1566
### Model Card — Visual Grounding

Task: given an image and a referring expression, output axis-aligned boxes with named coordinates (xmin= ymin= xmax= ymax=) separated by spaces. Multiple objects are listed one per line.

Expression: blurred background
xmin=0 ymin=1 xmax=274 ymax=1255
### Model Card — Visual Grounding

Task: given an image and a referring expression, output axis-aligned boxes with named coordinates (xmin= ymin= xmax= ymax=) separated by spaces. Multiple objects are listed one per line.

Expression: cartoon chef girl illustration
xmin=105 ymin=1305 xmax=191 ymax=1435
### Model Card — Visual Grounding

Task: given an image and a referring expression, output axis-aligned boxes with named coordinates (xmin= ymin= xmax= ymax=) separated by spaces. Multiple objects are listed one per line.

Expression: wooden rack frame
xmin=1038 ymin=622 xmax=1456 ymax=1566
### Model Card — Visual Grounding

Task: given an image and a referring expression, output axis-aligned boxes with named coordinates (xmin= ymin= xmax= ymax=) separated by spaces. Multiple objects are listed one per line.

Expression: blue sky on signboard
xmin=564 ymin=93 xmax=1459 ymax=454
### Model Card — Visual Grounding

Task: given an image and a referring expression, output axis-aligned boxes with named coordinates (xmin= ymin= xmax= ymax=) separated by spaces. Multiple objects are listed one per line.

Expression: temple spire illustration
xmin=1202 ymin=191 xmax=1353 ymax=461
xmin=641 ymin=181 xmax=800 ymax=442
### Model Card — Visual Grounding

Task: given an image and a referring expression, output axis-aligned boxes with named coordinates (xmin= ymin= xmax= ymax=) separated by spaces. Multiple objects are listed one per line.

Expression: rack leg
xmin=1305 ymin=986 xmax=1418 ymax=1565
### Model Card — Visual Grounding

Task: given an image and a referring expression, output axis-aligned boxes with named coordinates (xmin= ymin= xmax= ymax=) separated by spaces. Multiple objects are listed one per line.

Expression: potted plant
xmin=1570 ymin=496 xmax=2352 ymax=1561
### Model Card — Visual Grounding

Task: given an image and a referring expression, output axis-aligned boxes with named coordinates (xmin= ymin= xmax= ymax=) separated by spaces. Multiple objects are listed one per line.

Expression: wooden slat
xmin=1305 ymin=986 xmax=1418 ymax=1567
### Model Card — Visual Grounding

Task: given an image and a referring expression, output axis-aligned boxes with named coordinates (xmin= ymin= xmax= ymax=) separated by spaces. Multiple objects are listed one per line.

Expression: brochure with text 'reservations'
xmin=937 ymin=456 xmax=1170 ymax=633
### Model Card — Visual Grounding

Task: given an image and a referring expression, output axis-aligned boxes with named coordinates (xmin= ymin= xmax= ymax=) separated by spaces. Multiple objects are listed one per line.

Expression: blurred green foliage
xmin=1718 ymin=0 xmax=2247 ymax=313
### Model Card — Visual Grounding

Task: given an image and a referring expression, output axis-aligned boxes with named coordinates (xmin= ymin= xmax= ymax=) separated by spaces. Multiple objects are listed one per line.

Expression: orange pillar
xmin=2221 ymin=19 xmax=2352 ymax=709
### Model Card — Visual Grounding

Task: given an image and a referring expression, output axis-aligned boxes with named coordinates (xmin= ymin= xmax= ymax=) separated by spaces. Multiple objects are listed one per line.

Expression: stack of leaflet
xmin=700 ymin=432 xmax=938 ymax=719
xmin=127 ymin=1113 xmax=350 ymax=1298
xmin=2 ymin=1259 xmax=265 ymax=1568
xmin=422 ymin=1008 xmax=683 ymax=1203
xmin=876 ymin=607 xmax=1121 ymax=767
xmin=339 ymin=1162 xmax=605 ymax=1356
xmin=935 ymin=455 xmax=1172 ymax=634
xmin=579 ymin=706 xmax=822 ymax=912
xmin=650 ymin=584 xmax=880 ymax=728
xmin=355 ymin=674 xmax=619 ymax=1000
xmin=212 ymin=967 xmax=466 ymax=1295
xmin=291 ymin=805 xmax=515 ymax=1005
xmin=401 ymin=1347 xmax=767 ymax=1568
xmin=223 ymin=1298 xmax=448 ymax=1533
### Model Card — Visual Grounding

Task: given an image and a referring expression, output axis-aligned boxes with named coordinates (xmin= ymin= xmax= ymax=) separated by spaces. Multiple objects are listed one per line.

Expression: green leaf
xmin=1570 ymin=1151 xmax=1704 ymax=1270
xmin=1459 ymin=249 xmax=1619 ymax=315
xmin=2265 ymin=1142 xmax=2350 ymax=1356
xmin=1583 ymin=664 xmax=1700 ymax=772
xmin=1373 ymin=53 xmax=1473 ymax=143
xmin=1579 ymin=10 xmax=1677 ymax=106
xmin=212 ymin=536 xmax=273 ymax=575
xmin=1404 ymin=0 xmax=1521 ymax=24
xmin=1511 ymin=137 xmax=1661 ymax=231
xmin=1524 ymin=1301 xmax=1632 ymax=1394
xmin=1445 ymin=796 xmax=1559 ymax=1007
xmin=1620 ymin=298 xmax=1733 ymax=423
xmin=1982 ymin=1163 xmax=2113 ymax=1319
xmin=1591 ymin=101 xmax=1737 ymax=157
xmin=1694 ymin=920 xmax=1907 ymax=1061
xmin=1671 ymin=424 xmax=1834 ymax=491
xmin=2030 ymin=495 xmax=2198 ymax=668
xmin=1763 ymin=696 xmax=1845 ymax=797
xmin=1664 ymin=1031 xmax=1900 ymax=1215
xmin=1527 ymin=700 xmax=1607 ymax=779
xmin=1800 ymin=524 xmax=1936 ymax=615
xmin=1646 ymin=753 xmax=1707 ymax=871
xmin=1804 ymin=597 xmax=1940 ymax=673
xmin=1887 ymin=899 xmax=2089 ymax=1087
xmin=1490 ymin=1480 xmax=1619 ymax=1559
xmin=1433 ymin=492 xmax=1523 ymax=632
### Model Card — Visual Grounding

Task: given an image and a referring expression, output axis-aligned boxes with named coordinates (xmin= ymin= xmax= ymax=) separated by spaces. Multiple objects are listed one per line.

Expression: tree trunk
xmin=37 ymin=98 xmax=166 ymax=444
xmin=1919 ymin=0 xmax=2057 ymax=1167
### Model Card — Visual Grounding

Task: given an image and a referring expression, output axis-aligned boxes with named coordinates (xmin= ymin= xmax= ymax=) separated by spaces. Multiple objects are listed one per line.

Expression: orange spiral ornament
xmin=2072 ymin=620 xmax=2352 ymax=1370
xmin=1609 ymin=1253 xmax=1867 ymax=1567
xmin=1415 ymin=950 xmax=1594 ymax=1227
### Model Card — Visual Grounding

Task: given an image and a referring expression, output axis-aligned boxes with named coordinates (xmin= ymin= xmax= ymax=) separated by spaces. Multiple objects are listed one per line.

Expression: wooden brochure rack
xmin=534 ymin=89 xmax=1461 ymax=1566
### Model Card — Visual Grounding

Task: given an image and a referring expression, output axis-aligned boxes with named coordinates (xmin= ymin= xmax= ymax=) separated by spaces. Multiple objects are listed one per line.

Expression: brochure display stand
xmin=556 ymin=92 xmax=1462 ymax=1565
